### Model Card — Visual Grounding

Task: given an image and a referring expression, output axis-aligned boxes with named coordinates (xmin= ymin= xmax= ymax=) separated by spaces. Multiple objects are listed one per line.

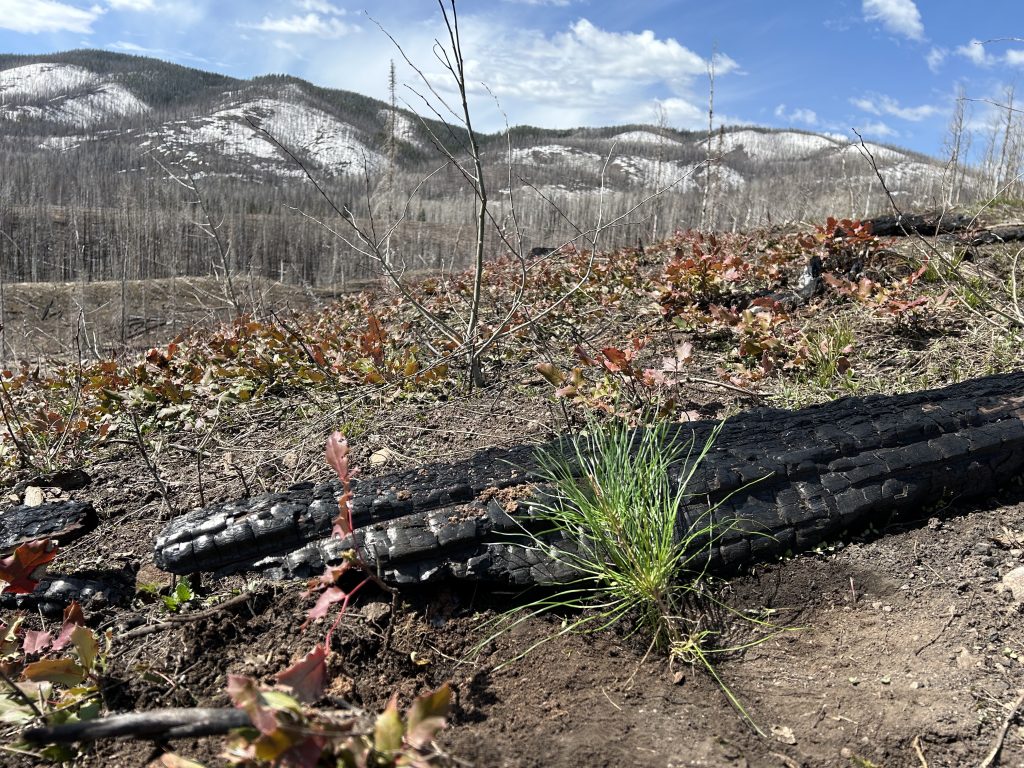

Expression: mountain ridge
xmin=0 ymin=49 xmax=963 ymax=289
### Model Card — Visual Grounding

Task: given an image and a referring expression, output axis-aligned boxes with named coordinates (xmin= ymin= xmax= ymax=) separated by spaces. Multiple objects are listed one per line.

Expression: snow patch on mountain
xmin=146 ymin=98 xmax=383 ymax=176
xmin=612 ymin=155 xmax=689 ymax=186
xmin=0 ymin=63 xmax=98 ymax=98
xmin=711 ymin=130 xmax=840 ymax=161
xmin=876 ymin=161 xmax=944 ymax=188
xmin=228 ymin=98 xmax=383 ymax=172
xmin=378 ymin=108 xmax=425 ymax=150
xmin=0 ymin=63 xmax=149 ymax=127
xmin=611 ymin=130 xmax=680 ymax=146
xmin=836 ymin=142 xmax=909 ymax=164
xmin=512 ymin=144 xmax=603 ymax=170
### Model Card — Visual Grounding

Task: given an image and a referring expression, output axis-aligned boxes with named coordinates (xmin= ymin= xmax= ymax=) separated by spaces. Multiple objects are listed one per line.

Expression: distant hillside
xmin=0 ymin=49 xmax=967 ymax=288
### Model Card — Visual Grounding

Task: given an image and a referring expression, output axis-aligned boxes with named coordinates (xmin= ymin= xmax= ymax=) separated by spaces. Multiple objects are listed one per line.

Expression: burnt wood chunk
xmin=154 ymin=372 xmax=1024 ymax=586
xmin=0 ymin=501 xmax=97 ymax=552
xmin=864 ymin=212 xmax=976 ymax=237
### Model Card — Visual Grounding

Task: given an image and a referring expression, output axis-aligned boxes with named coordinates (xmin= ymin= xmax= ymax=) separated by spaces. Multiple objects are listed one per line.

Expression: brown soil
xmin=3 ymin=236 xmax=1024 ymax=768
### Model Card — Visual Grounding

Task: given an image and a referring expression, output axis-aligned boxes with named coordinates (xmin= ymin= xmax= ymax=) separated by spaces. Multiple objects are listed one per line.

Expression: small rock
xmin=361 ymin=601 xmax=391 ymax=625
xmin=771 ymin=724 xmax=797 ymax=745
xmin=955 ymin=648 xmax=976 ymax=669
xmin=974 ymin=542 xmax=992 ymax=556
xmin=23 ymin=486 xmax=45 ymax=507
xmin=370 ymin=448 xmax=394 ymax=467
xmin=1001 ymin=566 xmax=1024 ymax=602
xmin=282 ymin=452 xmax=299 ymax=469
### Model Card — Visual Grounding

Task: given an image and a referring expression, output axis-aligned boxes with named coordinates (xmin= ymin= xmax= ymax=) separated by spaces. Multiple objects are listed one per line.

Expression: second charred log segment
xmin=863 ymin=212 xmax=976 ymax=237
xmin=1 ymin=567 xmax=137 ymax=617
xmin=155 ymin=372 xmax=1024 ymax=586
xmin=861 ymin=212 xmax=1024 ymax=243
xmin=0 ymin=501 xmax=96 ymax=552
xmin=964 ymin=225 xmax=1024 ymax=245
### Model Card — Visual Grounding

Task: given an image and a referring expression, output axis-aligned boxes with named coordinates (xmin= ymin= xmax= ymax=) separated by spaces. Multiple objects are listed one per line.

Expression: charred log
xmin=0 ymin=501 xmax=96 ymax=552
xmin=864 ymin=212 xmax=977 ymax=237
xmin=154 ymin=372 xmax=1024 ymax=587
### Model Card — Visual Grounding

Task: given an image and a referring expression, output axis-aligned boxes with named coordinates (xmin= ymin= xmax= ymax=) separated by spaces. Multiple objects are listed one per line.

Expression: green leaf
xmin=374 ymin=696 xmax=404 ymax=756
xmin=71 ymin=625 xmax=99 ymax=672
xmin=23 ymin=658 xmax=86 ymax=686
xmin=406 ymin=684 xmax=451 ymax=734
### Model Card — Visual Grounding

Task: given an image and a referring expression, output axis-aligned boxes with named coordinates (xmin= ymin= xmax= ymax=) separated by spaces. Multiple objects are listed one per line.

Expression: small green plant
xmin=798 ymin=319 xmax=855 ymax=389
xmin=480 ymin=419 xmax=776 ymax=733
xmin=161 ymin=577 xmax=196 ymax=612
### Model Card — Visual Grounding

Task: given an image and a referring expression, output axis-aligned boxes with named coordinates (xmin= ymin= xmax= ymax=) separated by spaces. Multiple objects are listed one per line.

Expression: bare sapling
xmin=250 ymin=0 xmax=704 ymax=391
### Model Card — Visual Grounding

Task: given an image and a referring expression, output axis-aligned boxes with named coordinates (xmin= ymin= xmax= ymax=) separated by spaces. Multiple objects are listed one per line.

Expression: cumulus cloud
xmin=861 ymin=0 xmax=924 ymax=41
xmin=925 ymin=47 xmax=946 ymax=72
xmin=295 ymin=0 xmax=345 ymax=14
xmin=851 ymin=93 xmax=938 ymax=121
xmin=0 ymin=0 xmax=104 ymax=34
xmin=241 ymin=12 xmax=357 ymax=38
xmin=774 ymin=104 xmax=818 ymax=126
xmin=955 ymin=39 xmax=996 ymax=67
xmin=1007 ymin=50 xmax=1024 ymax=67
xmin=457 ymin=19 xmax=735 ymax=125
xmin=856 ymin=120 xmax=898 ymax=138
xmin=107 ymin=0 xmax=155 ymax=9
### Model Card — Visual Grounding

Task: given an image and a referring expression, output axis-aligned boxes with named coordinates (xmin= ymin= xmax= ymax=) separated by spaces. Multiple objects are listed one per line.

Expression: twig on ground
xmin=913 ymin=735 xmax=929 ymax=768
xmin=23 ymin=708 xmax=253 ymax=743
xmin=687 ymin=376 xmax=763 ymax=400
xmin=914 ymin=604 xmax=958 ymax=656
xmin=127 ymin=410 xmax=173 ymax=516
xmin=977 ymin=690 xmax=1024 ymax=768
xmin=115 ymin=592 xmax=256 ymax=644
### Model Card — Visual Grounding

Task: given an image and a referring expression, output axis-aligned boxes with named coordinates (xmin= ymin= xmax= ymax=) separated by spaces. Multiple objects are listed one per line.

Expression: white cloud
xmin=861 ymin=0 xmax=924 ymax=41
xmin=0 ymin=0 xmax=104 ymax=34
xmin=851 ymin=94 xmax=938 ymax=121
xmin=774 ymin=104 xmax=818 ymax=125
xmin=299 ymin=15 xmax=737 ymax=132
xmin=856 ymin=120 xmax=898 ymax=138
xmin=296 ymin=0 xmax=345 ymax=14
xmin=108 ymin=40 xmax=149 ymax=52
xmin=926 ymin=47 xmax=946 ymax=72
xmin=956 ymin=39 xmax=996 ymax=67
xmin=1005 ymin=50 xmax=1024 ymax=67
xmin=503 ymin=0 xmax=573 ymax=5
xmin=458 ymin=20 xmax=734 ymax=119
xmin=106 ymin=0 xmax=155 ymax=9
xmin=241 ymin=13 xmax=357 ymax=38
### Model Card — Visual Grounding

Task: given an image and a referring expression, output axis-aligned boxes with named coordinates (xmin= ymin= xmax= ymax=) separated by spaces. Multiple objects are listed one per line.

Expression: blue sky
xmin=0 ymin=0 xmax=1021 ymax=157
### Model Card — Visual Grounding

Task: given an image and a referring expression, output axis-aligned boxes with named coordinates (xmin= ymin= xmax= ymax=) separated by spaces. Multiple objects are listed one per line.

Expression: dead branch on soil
xmin=977 ymin=690 xmax=1024 ymax=768
xmin=115 ymin=591 xmax=256 ymax=644
xmin=23 ymin=708 xmax=253 ymax=743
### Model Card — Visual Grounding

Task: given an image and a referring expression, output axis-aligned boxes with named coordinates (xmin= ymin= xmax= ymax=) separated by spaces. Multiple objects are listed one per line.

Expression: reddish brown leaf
xmin=52 ymin=602 xmax=85 ymax=652
xmin=276 ymin=644 xmax=327 ymax=704
xmin=227 ymin=674 xmax=279 ymax=735
xmin=0 ymin=539 xmax=58 ymax=594
xmin=601 ymin=347 xmax=630 ymax=373
xmin=325 ymin=432 xmax=350 ymax=484
xmin=307 ymin=586 xmax=347 ymax=624
xmin=22 ymin=630 xmax=52 ymax=655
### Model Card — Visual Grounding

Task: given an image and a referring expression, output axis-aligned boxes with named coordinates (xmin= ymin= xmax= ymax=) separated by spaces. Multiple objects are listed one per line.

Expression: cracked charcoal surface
xmin=0 ymin=501 xmax=96 ymax=551
xmin=152 ymin=372 xmax=1024 ymax=586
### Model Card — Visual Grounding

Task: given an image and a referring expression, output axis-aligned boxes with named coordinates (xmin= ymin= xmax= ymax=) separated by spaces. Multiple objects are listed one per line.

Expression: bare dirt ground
xmin=3 ymin=227 xmax=1024 ymax=768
